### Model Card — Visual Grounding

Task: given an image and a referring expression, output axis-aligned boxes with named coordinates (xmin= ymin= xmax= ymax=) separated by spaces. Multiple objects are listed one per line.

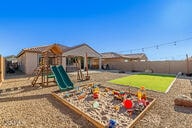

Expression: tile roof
xmin=23 ymin=44 xmax=69 ymax=52
xmin=101 ymin=52 xmax=147 ymax=59
xmin=121 ymin=53 xmax=146 ymax=59
xmin=101 ymin=52 xmax=122 ymax=58
xmin=17 ymin=43 xmax=101 ymax=58
xmin=17 ymin=43 xmax=69 ymax=57
xmin=63 ymin=43 xmax=101 ymax=56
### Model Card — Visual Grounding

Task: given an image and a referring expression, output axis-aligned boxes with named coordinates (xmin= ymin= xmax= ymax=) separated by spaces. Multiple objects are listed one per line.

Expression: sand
xmin=56 ymin=84 xmax=154 ymax=127
xmin=0 ymin=71 xmax=192 ymax=128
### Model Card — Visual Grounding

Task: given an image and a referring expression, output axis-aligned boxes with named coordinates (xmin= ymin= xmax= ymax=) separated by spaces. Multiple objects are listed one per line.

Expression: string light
xmin=117 ymin=37 xmax=192 ymax=53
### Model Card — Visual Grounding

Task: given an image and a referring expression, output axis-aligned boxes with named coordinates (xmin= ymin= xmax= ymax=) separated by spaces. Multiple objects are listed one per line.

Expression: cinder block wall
xmin=105 ymin=60 xmax=191 ymax=74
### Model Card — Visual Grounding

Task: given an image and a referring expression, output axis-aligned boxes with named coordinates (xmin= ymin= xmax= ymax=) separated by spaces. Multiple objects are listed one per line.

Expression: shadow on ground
xmin=0 ymin=84 xmax=56 ymax=96
xmin=0 ymin=91 xmax=95 ymax=127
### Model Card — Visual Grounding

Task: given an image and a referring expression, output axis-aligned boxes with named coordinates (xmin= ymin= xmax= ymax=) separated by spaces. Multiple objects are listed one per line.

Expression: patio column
xmin=62 ymin=57 xmax=66 ymax=70
xmin=99 ymin=57 xmax=102 ymax=70
xmin=78 ymin=57 xmax=81 ymax=69
xmin=84 ymin=54 xmax=87 ymax=70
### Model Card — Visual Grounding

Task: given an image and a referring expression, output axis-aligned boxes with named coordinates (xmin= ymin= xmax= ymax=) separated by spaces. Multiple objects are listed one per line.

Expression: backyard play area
xmin=0 ymin=70 xmax=192 ymax=128
xmin=109 ymin=74 xmax=176 ymax=93
xmin=50 ymin=65 xmax=155 ymax=127
xmin=52 ymin=83 xmax=155 ymax=128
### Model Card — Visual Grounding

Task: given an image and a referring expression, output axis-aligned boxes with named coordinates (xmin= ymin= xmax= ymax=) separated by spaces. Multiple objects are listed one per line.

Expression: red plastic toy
xmin=123 ymin=99 xmax=133 ymax=109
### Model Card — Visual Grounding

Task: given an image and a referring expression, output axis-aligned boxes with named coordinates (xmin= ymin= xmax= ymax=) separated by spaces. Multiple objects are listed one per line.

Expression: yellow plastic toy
xmin=137 ymin=86 xmax=146 ymax=100
xmin=137 ymin=90 xmax=142 ymax=100
xmin=113 ymin=105 xmax=120 ymax=111
xmin=93 ymin=87 xmax=99 ymax=94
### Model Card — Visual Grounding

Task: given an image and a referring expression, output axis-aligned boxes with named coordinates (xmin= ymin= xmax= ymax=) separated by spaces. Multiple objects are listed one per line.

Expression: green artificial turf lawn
xmin=109 ymin=74 xmax=175 ymax=92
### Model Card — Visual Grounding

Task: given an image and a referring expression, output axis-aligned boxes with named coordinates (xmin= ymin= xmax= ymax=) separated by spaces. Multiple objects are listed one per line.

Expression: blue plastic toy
xmin=108 ymin=119 xmax=116 ymax=128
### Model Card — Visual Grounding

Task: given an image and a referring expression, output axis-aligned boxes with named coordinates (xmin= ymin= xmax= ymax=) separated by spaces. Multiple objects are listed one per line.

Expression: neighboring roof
xmin=5 ymin=55 xmax=17 ymax=62
xmin=101 ymin=52 xmax=147 ymax=60
xmin=17 ymin=43 xmax=69 ymax=57
xmin=121 ymin=53 xmax=147 ymax=59
xmin=101 ymin=52 xmax=122 ymax=58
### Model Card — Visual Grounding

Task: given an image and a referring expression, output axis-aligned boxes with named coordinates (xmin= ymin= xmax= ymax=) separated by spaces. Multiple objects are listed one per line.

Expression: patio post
xmin=99 ymin=57 xmax=102 ymax=70
xmin=62 ymin=57 xmax=66 ymax=70
xmin=84 ymin=54 xmax=86 ymax=70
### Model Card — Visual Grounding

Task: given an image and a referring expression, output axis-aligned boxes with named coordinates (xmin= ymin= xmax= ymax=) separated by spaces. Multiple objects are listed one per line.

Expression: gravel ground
xmin=0 ymin=71 xmax=192 ymax=128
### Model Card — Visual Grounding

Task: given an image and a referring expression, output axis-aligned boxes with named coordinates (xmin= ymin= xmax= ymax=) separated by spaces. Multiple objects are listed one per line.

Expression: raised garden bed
xmin=52 ymin=84 xmax=156 ymax=128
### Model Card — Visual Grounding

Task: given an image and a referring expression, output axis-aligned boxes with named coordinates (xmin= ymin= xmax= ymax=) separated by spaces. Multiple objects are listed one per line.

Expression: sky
xmin=0 ymin=0 xmax=192 ymax=60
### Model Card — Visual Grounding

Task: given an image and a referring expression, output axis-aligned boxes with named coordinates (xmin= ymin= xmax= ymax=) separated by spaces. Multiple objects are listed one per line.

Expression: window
xmin=37 ymin=54 xmax=42 ymax=66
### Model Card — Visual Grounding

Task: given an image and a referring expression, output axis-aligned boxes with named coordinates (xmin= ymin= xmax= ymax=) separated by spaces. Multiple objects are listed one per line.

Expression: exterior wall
xmin=102 ymin=58 xmax=124 ymax=69
xmin=25 ymin=52 xmax=38 ymax=75
xmin=17 ymin=53 xmax=26 ymax=73
xmin=91 ymin=58 xmax=99 ymax=69
xmin=0 ymin=55 xmax=5 ymax=84
xmin=105 ymin=60 xmax=192 ymax=74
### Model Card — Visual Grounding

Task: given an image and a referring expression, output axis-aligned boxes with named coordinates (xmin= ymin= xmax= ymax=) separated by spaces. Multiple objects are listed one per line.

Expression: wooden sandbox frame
xmin=51 ymin=85 xmax=156 ymax=128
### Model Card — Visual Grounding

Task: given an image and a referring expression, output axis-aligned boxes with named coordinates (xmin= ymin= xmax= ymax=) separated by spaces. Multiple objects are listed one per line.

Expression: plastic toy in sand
xmin=138 ymin=99 xmax=150 ymax=107
xmin=123 ymin=99 xmax=134 ymax=116
xmin=93 ymin=92 xmax=99 ymax=99
xmin=137 ymin=86 xmax=146 ymax=100
xmin=93 ymin=101 xmax=99 ymax=108
xmin=63 ymin=91 xmax=75 ymax=98
xmin=108 ymin=119 xmax=117 ymax=128
xmin=113 ymin=90 xmax=126 ymax=101
xmin=94 ymin=87 xmax=99 ymax=93
xmin=88 ymin=83 xmax=94 ymax=87
xmin=78 ymin=92 xmax=86 ymax=100
xmin=105 ymin=88 xmax=110 ymax=92
xmin=92 ymin=87 xmax=99 ymax=99
xmin=123 ymin=99 xmax=133 ymax=109
xmin=63 ymin=93 xmax=70 ymax=98
xmin=113 ymin=105 xmax=120 ymax=111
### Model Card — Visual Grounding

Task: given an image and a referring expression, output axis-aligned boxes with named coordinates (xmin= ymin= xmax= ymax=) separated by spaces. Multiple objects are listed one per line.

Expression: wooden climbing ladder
xmin=31 ymin=66 xmax=43 ymax=86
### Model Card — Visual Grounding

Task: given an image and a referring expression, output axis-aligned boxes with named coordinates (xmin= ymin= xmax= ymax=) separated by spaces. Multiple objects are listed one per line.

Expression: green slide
xmin=51 ymin=66 xmax=69 ymax=91
xmin=57 ymin=65 xmax=74 ymax=89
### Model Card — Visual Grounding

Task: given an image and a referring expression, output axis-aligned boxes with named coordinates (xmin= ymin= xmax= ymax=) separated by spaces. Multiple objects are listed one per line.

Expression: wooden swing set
xmin=31 ymin=44 xmax=63 ymax=86
xmin=31 ymin=44 xmax=91 ymax=86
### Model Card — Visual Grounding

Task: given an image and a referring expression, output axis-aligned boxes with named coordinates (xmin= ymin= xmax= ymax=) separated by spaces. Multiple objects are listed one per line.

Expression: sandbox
xmin=52 ymin=84 xmax=156 ymax=128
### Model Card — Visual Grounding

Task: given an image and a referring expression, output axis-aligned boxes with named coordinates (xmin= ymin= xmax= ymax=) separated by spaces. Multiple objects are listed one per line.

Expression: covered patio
xmin=62 ymin=44 xmax=102 ymax=72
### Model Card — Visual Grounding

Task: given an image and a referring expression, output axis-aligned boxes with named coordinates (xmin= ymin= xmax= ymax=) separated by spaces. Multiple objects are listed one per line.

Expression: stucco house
xmin=17 ymin=43 xmax=102 ymax=75
xmin=101 ymin=52 xmax=148 ymax=65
